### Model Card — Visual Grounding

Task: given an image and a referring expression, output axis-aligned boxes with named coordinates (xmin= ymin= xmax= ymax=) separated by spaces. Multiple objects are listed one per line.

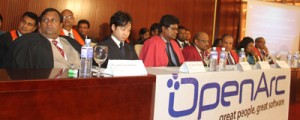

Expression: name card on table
xmin=103 ymin=60 xmax=147 ymax=76
xmin=255 ymin=61 xmax=271 ymax=70
xmin=237 ymin=62 xmax=252 ymax=71
xmin=179 ymin=61 xmax=206 ymax=73
xmin=275 ymin=60 xmax=290 ymax=68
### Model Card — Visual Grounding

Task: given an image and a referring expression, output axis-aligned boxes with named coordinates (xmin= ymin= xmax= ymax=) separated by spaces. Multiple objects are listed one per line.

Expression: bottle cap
xmin=85 ymin=39 xmax=91 ymax=44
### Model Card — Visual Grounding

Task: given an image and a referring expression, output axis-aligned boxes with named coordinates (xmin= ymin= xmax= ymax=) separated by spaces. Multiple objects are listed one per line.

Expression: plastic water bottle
xmin=239 ymin=48 xmax=246 ymax=62
xmin=219 ymin=47 xmax=227 ymax=71
xmin=79 ymin=39 xmax=93 ymax=77
xmin=293 ymin=51 xmax=299 ymax=68
xmin=209 ymin=47 xmax=218 ymax=71
xmin=287 ymin=51 xmax=293 ymax=68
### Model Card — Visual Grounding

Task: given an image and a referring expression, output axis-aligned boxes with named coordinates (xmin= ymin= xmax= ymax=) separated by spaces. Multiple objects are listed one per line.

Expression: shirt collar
xmin=160 ymin=35 xmax=168 ymax=43
xmin=63 ymin=29 xmax=74 ymax=36
xmin=17 ymin=30 xmax=22 ymax=37
xmin=111 ymin=35 xmax=122 ymax=48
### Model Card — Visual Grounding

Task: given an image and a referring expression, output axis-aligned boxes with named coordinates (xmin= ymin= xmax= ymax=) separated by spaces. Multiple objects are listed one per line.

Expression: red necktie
xmin=52 ymin=40 xmax=65 ymax=57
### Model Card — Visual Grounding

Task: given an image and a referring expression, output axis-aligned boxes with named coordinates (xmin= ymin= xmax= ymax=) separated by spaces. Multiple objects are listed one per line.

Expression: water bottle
xmin=287 ymin=51 xmax=293 ymax=68
xmin=209 ymin=47 xmax=218 ymax=71
xmin=79 ymin=39 xmax=93 ymax=77
xmin=239 ymin=48 xmax=246 ymax=62
xmin=219 ymin=47 xmax=227 ymax=71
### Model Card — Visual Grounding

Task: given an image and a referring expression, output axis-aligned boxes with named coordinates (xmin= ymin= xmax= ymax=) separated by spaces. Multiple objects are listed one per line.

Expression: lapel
xmin=108 ymin=37 xmax=123 ymax=59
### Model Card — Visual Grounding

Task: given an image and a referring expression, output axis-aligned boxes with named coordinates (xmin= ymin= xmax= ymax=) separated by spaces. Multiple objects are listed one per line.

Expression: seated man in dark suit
xmin=175 ymin=26 xmax=188 ymax=48
xmin=182 ymin=32 xmax=210 ymax=65
xmin=217 ymin=34 xmax=239 ymax=65
xmin=98 ymin=11 xmax=138 ymax=68
xmin=0 ymin=12 xmax=39 ymax=68
xmin=7 ymin=8 xmax=81 ymax=68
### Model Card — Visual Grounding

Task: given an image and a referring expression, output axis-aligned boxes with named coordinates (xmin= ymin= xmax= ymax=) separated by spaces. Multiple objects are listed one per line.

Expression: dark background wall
xmin=0 ymin=0 xmax=240 ymax=46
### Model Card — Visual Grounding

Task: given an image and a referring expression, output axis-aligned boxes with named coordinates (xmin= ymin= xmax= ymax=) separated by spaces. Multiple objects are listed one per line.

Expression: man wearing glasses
xmin=60 ymin=9 xmax=85 ymax=46
xmin=7 ymin=8 xmax=81 ymax=68
xmin=140 ymin=14 xmax=185 ymax=67
xmin=182 ymin=32 xmax=210 ymax=65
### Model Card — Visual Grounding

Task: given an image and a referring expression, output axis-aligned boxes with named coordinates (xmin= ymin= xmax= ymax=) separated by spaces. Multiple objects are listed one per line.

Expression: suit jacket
xmin=60 ymin=28 xmax=85 ymax=46
xmin=98 ymin=36 xmax=138 ymax=68
xmin=7 ymin=32 xmax=81 ymax=68
xmin=175 ymin=39 xmax=189 ymax=48
xmin=139 ymin=35 xmax=185 ymax=67
xmin=0 ymin=30 xmax=20 ymax=68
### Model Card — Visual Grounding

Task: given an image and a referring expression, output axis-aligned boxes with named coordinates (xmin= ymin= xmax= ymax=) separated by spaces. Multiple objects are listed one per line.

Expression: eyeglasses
xmin=168 ymin=26 xmax=178 ymax=31
xmin=198 ymin=39 xmax=209 ymax=43
xmin=41 ymin=18 xmax=59 ymax=24
xmin=63 ymin=15 xmax=74 ymax=19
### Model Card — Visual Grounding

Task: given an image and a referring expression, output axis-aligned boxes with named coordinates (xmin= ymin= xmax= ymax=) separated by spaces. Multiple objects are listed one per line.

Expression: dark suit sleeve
xmin=62 ymin=36 xmax=82 ymax=54
xmin=0 ymin=32 xmax=13 ymax=68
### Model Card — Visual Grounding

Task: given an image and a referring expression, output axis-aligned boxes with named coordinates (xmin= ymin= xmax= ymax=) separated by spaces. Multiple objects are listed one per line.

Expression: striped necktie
xmin=52 ymin=40 xmax=65 ymax=57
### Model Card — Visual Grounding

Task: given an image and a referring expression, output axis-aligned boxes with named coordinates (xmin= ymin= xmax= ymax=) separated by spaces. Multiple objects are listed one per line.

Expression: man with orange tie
xmin=60 ymin=9 xmax=85 ymax=46
xmin=7 ymin=8 xmax=81 ymax=68
xmin=0 ymin=12 xmax=38 ymax=68
xmin=182 ymin=32 xmax=210 ymax=66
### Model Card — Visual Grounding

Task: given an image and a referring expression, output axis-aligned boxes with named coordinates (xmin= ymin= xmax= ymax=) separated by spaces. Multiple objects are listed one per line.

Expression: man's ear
xmin=111 ymin=24 xmax=116 ymax=32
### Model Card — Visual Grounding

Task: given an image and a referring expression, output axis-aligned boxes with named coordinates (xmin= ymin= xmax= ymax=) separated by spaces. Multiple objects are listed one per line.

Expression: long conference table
xmin=0 ymin=67 xmax=297 ymax=120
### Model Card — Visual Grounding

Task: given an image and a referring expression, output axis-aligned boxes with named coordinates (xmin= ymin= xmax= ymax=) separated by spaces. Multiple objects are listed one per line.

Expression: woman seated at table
xmin=236 ymin=37 xmax=260 ymax=65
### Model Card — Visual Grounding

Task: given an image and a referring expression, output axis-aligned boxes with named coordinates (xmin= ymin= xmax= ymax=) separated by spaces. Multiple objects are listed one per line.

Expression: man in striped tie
xmin=7 ymin=8 xmax=82 ymax=69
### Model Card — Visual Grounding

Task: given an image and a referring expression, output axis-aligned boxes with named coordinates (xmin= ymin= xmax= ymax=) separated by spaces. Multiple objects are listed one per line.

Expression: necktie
xmin=260 ymin=50 xmax=266 ymax=61
xmin=227 ymin=52 xmax=234 ymax=65
xmin=52 ymin=40 xmax=65 ymax=57
xmin=120 ymin=42 xmax=125 ymax=59
xmin=166 ymin=41 xmax=178 ymax=66
xmin=68 ymin=32 xmax=72 ymax=38
xmin=200 ymin=51 xmax=206 ymax=65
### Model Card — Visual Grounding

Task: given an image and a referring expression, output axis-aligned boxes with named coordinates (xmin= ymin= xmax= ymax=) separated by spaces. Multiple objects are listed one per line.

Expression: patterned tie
xmin=52 ymin=40 xmax=65 ymax=57
xmin=166 ymin=41 xmax=178 ymax=66
xmin=120 ymin=42 xmax=125 ymax=59
xmin=227 ymin=52 xmax=234 ymax=65
xmin=200 ymin=51 xmax=206 ymax=65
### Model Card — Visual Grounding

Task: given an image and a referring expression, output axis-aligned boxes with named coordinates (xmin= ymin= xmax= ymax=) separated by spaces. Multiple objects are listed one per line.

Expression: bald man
xmin=216 ymin=34 xmax=239 ymax=65
xmin=59 ymin=9 xmax=85 ymax=45
xmin=182 ymin=32 xmax=210 ymax=65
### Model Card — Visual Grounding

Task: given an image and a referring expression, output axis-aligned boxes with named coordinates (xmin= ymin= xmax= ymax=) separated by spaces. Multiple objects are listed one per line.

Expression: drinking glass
xmin=93 ymin=45 xmax=108 ymax=76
